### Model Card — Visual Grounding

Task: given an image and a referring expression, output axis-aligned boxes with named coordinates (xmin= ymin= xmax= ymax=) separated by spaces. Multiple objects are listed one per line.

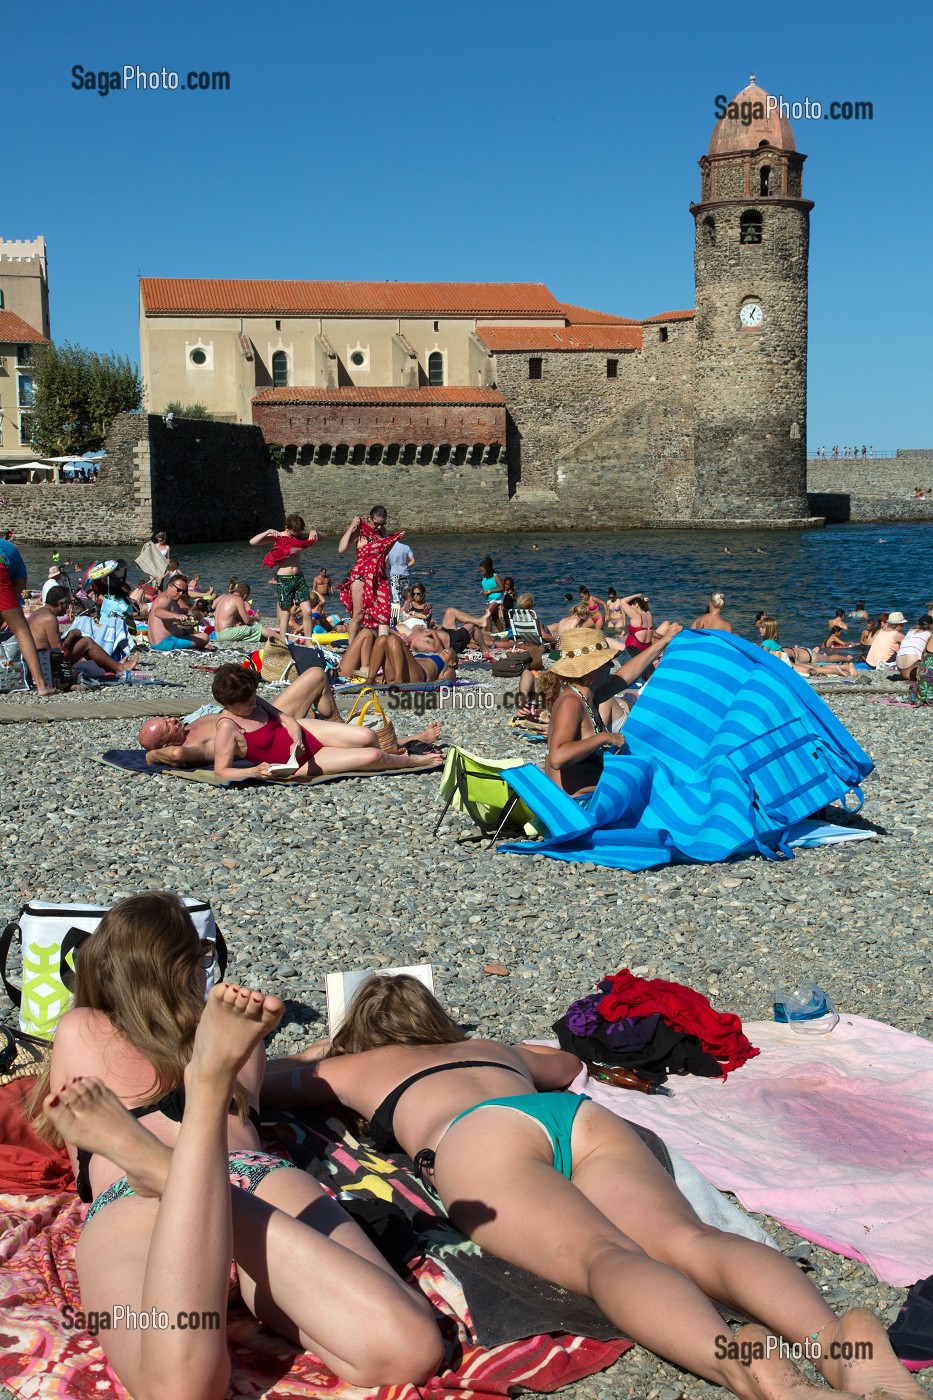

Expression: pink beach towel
xmin=574 ymin=1014 xmax=933 ymax=1286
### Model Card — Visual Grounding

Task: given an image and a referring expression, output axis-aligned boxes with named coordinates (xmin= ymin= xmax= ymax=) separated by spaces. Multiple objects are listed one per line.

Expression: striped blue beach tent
xmin=498 ymin=630 xmax=873 ymax=870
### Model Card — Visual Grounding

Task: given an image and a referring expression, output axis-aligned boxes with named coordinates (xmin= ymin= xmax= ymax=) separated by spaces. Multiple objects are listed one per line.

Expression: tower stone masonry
xmin=691 ymin=77 xmax=814 ymax=521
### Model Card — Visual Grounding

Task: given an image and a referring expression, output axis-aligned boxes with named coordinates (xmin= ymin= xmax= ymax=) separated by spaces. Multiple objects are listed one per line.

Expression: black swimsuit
xmin=368 ymin=1058 xmax=529 ymax=1181
xmin=74 ymin=1085 xmax=261 ymax=1202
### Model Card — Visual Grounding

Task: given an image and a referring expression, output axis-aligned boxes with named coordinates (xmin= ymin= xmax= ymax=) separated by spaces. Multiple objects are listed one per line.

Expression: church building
xmin=138 ymin=78 xmax=814 ymax=529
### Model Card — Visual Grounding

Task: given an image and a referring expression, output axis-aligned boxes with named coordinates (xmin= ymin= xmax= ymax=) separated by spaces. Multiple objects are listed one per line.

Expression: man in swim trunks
xmin=213 ymin=583 xmax=277 ymax=650
xmin=28 ymin=587 xmax=139 ymax=680
xmin=251 ymin=514 xmax=320 ymax=643
xmin=148 ymin=575 xmax=212 ymax=651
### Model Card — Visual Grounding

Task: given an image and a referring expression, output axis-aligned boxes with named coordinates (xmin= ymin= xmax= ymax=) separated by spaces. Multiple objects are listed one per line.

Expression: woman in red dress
xmin=337 ymin=506 xmax=404 ymax=641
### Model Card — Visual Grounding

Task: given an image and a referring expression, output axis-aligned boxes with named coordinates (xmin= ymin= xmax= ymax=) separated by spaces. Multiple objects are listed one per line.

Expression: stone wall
xmin=490 ymin=320 xmax=696 ymax=526
xmin=807 ymin=449 xmax=933 ymax=522
xmin=0 ymin=411 xmax=149 ymax=545
xmin=148 ymin=415 xmax=273 ymax=542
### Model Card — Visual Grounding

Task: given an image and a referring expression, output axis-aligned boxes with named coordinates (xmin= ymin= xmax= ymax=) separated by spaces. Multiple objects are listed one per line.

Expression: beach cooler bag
xmin=0 ymin=637 xmax=27 ymax=692
xmin=0 ymin=898 xmax=227 ymax=1040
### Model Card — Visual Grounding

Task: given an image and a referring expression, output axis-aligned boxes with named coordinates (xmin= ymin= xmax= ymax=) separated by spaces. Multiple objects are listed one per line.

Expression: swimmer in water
xmin=723 ymin=547 xmax=732 ymax=555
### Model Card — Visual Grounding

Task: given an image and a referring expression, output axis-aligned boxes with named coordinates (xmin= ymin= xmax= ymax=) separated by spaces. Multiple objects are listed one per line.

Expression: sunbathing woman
xmin=364 ymin=631 xmax=457 ymax=684
xmin=578 ymin=585 xmax=606 ymax=629
xmin=401 ymin=583 xmax=433 ymax=627
xmin=33 ymin=899 xmax=442 ymax=1400
xmin=211 ymin=664 xmax=440 ymax=780
xmin=265 ymin=974 xmax=922 ymax=1400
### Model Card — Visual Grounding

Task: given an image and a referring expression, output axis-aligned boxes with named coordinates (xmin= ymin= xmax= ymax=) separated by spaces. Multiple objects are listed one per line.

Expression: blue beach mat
xmin=498 ymin=631 xmax=874 ymax=871
xmin=94 ymin=748 xmax=442 ymax=787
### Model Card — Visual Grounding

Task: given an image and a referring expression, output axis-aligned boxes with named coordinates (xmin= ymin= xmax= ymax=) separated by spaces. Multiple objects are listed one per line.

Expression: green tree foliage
xmin=164 ymin=400 xmax=214 ymax=420
xmin=32 ymin=342 xmax=142 ymax=455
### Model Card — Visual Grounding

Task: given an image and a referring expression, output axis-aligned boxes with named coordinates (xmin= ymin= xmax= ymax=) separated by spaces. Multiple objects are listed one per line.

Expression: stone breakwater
xmin=1 ymin=658 xmax=930 ymax=1400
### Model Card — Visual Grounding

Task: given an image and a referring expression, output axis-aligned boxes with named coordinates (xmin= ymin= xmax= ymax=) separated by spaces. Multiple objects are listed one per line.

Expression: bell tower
xmin=691 ymin=76 xmax=814 ymax=521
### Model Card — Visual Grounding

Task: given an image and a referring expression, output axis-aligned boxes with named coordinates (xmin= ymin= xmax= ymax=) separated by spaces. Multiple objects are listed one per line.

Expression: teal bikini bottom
xmin=447 ymin=1091 xmax=590 ymax=1179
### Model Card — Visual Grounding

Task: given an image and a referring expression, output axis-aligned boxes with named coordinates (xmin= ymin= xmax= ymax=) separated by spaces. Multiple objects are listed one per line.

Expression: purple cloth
xmin=565 ymin=995 xmax=661 ymax=1050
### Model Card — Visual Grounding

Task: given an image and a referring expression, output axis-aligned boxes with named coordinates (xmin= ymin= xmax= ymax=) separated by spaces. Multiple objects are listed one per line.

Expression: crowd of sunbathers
xmin=27 ymin=889 xmax=928 ymax=1400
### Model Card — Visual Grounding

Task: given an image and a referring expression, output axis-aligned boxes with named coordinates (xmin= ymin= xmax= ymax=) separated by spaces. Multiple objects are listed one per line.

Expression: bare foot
xmin=36 ymin=685 xmax=58 ymax=697
xmin=117 ymin=654 xmax=140 ymax=673
xmin=816 ymin=1310 xmax=927 ymax=1400
xmin=44 ymin=1077 xmax=171 ymax=1198
xmin=186 ymin=983 xmax=284 ymax=1097
xmin=721 ymin=1324 xmax=861 ymax=1400
xmin=411 ymin=719 xmax=441 ymax=745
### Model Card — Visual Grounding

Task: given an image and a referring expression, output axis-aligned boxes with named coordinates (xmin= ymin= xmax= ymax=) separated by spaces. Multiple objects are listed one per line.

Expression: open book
xmin=325 ymin=964 xmax=435 ymax=1035
xmin=267 ymin=745 xmax=301 ymax=779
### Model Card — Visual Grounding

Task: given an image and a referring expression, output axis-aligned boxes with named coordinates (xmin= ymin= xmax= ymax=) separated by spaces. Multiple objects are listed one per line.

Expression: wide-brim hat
xmin=47 ymin=566 xmax=62 ymax=577
xmin=887 ymin=611 xmax=908 ymax=625
xmin=549 ymin=628 xmax=615 ymax=679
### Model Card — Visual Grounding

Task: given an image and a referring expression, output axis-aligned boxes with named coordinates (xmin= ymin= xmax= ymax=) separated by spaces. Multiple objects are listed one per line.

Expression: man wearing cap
xmin=545 ymin=625 xmax=681 ymax=795
xmin=865 ymin=612 xmax=907 ymax=668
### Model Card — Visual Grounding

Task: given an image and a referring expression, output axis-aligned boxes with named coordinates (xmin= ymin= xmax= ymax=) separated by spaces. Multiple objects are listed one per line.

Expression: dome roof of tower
xmin=708 ymin=77 xmax=796 ymax=155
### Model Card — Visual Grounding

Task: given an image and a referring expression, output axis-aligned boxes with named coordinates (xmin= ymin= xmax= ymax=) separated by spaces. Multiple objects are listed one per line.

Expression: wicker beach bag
xmin=346 ymin=688 xmax=401 ymax=754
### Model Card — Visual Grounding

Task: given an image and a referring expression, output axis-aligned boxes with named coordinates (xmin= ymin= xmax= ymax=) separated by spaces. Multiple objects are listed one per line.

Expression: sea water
xmin=17 ymin=521 xmax=933 ymax=649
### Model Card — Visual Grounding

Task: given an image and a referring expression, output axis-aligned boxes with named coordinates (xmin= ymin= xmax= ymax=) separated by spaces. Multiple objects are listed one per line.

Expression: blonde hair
xmin=30 ymin=893 xmax=247 ymax=1140
xmin=709 ymin=592 xmax=726 ymax=610
xmin=330 ymin=974 xmax=466 ymax=1058
xmin=758 ymin=616 xmax=779 ymax=642
xmin=516 ymin=593 xmax=535 ymax=609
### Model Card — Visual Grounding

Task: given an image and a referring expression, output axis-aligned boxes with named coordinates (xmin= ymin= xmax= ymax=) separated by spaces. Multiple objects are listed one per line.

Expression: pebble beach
xmin=1 ymin=653 xmax=930 ymax=1400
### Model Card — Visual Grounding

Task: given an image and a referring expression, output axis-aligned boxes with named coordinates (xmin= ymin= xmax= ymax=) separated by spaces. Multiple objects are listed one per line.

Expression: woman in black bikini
xmin=265 ymin=974 xmax=921 ymax=1400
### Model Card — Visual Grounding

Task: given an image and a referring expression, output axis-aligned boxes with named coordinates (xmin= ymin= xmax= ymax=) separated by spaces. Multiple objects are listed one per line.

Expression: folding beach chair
xmin=509 ymin=609 xmax=548 ymax=649
xmin=495 ymin=764 xmax=595 ymax=844
xmin=434 ymin=747 xmax=545 ymax=843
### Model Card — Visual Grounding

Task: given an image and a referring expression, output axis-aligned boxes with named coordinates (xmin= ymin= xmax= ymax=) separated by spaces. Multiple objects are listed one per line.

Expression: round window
xmin=350 ymin=351 xmax=365 ymax=367
xmin=190 ymin=348 xmax=207 ymax=365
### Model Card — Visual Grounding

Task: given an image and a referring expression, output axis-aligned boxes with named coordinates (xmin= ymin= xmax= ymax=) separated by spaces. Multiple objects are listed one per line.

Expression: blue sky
xmin=7 ymin=0 xmax=930 ymax=447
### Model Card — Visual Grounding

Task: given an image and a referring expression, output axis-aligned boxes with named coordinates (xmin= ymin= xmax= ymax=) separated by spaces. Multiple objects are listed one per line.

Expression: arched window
xmin=428 ymin=351 xmax=444 ymax=386
xmin=740 ymin=210 xmax=763 ymax=245
xmin=759 ymin=165 xmax=772 ymax=196
xmin=272 ymin=351 xmax=289 ymax=387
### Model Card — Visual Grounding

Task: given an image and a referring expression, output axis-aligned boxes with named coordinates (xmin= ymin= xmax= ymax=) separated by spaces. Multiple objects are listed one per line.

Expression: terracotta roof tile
xmin=640 ymin=310 xmax=695 ymax=323
xmin=141 ymin=279 xmax=564 ymax=318
xmin=475 ymin=325 xmax=643 ymax=352
xmin=557 ymin=302 xmax=639 ymax=326
xmin=252 ymin=386 xmax=506 ymax=406
xmin=0 ymin=311 xmax=48 ymax=343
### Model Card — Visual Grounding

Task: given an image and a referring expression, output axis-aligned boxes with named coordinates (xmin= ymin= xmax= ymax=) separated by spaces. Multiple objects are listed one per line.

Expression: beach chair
xmin=434 ymin=747 xmax=545 ymax=842
xmin=509 ymin=609 xmax=548 ymax=649
xmin=496 ymin=764 xmax=595 ymax=843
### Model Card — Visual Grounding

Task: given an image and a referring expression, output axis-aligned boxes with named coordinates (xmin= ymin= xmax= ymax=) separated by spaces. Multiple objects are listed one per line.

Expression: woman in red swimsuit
xmin=337 ymin=506 xmax=404 ymax=642
xmin=619 ymin=593 xmax=654 ymax=653
xmin=210 ymin=666 xmax=440 ymax=781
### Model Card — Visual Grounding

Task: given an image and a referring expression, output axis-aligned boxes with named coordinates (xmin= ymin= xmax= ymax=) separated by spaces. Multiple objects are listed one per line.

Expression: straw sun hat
xmin=549 ymin=628 xmax=615 ymax=679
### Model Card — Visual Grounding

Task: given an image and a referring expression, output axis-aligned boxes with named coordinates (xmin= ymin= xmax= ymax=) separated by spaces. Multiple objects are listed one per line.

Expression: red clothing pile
xmin=597 ymin=968 xmax=759 ymax=1076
